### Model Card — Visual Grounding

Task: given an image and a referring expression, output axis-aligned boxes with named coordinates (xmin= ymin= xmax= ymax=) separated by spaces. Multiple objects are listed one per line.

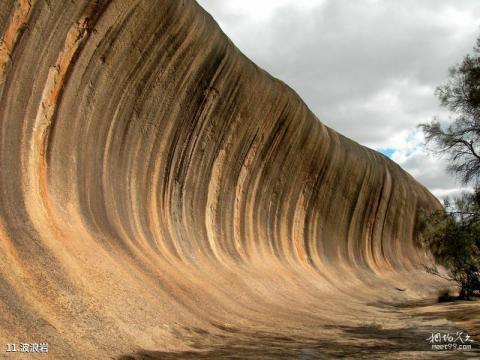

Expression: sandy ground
xmin=118 ymin=298 xmax=479 ymax=359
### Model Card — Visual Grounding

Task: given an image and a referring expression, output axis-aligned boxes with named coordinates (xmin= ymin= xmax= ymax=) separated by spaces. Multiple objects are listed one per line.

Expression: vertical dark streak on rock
xmin=0 ymin=1 xmax=446 ymax=358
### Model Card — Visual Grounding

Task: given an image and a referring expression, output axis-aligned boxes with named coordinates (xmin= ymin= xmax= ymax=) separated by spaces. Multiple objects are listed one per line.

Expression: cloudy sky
xmin=197 ymin=0 xmax=480 ymax=199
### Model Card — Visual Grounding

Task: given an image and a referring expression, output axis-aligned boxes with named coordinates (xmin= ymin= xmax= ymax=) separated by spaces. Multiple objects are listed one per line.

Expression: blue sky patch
xmin=377 ymin=148 xmax=396 ymax=158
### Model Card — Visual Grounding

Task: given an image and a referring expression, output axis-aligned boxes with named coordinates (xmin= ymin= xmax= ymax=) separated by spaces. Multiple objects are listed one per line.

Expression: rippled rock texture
xmin=0 ymin=1 xmax=454 ymax=359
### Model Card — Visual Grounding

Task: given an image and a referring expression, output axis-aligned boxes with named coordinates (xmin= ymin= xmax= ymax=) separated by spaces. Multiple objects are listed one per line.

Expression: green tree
xmin=420 ymin=37 xmax=480 ymax=185
xmin=418 ymin=35 xmax=480 ymax=299
xmin=417 ymin=192 xmax=480 ymax=299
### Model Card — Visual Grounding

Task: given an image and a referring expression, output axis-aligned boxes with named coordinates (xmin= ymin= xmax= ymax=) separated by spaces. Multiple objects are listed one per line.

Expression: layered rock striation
xmin=0 ymin=1 xmax=443 ymax=358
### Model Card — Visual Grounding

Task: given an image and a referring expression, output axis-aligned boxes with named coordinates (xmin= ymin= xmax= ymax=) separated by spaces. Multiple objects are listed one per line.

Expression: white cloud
xmin=392 ymin=144 xmax=471 ymax=200
xmin=218 ymin=0 xmax=324 ymax=20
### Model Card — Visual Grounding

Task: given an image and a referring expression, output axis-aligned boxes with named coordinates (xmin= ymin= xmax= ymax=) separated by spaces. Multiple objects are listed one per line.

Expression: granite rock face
xmin=0 ymin=1 xmax=442 ymax=358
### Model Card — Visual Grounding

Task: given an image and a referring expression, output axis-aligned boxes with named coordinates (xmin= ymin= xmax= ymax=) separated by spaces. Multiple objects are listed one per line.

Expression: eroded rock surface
xmin=0 ymin=1 xmax=462 ymax=359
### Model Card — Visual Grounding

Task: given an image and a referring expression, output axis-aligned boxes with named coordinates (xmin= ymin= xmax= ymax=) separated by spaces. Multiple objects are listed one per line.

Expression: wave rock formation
xmin=1 ymin=1 xmax=446 ymax=358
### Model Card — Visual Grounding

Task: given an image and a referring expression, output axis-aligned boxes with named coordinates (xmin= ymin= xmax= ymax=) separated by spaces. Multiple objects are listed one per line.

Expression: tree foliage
xmin=417 ymin=191 xmax=480 ymax=298
xmin=420 ymin=37 xmax=480 ymax=184
xmin=418 ymin=35 xmax=480 ymax=299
